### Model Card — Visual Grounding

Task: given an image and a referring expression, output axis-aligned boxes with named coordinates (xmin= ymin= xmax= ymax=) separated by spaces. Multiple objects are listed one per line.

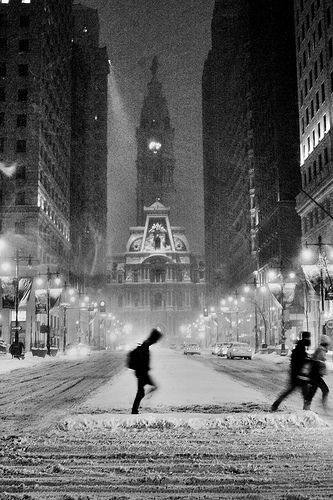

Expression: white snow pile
xmin=0 ymin=351 xmax=64 ymax=374
xmin=58 ymin=410 xmax=329 ymax=432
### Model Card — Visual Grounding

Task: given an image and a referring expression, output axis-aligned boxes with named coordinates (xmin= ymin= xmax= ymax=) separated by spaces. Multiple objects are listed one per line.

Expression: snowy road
xmin=0 ymin=348 xmax=332 ymax=499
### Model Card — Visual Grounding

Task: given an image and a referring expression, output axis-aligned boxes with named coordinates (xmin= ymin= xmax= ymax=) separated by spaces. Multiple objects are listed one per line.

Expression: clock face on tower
xmin=148 ymin=139 xmax=162 ymax=154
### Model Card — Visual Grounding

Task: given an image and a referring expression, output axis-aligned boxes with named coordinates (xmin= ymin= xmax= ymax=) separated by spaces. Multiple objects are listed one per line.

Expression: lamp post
xmin=12 ymin=249 xmax=32 ymax=343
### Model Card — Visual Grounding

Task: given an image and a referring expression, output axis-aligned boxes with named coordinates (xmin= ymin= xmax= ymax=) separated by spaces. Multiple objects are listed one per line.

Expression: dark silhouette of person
xmin=271 ymin=331 xmax=311 ymax=411
xmin=304 ymin=334 xmax=331 ymax=411
xmin=9 ymin=341 xmax=25 ymax=359
xmin=131 ymin=328 xmax=163 ymax=414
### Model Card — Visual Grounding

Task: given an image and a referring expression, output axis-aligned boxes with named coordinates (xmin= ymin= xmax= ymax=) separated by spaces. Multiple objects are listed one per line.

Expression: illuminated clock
xmin=148 ymin=139 xmax=162 ymax=154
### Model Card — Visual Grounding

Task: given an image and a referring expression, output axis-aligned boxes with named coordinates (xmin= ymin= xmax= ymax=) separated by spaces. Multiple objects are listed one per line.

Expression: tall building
xmin=0 ymin=0 xmax=73 ymax=347
xmin=136 ymin=57 xmax=176 ymax=225
xmin=0 ymin=1 xmax=109 ymax=350
xmin=294 ymin=0 xmax=333 ymax=340
xmin=202 ymin=0 xmax=301 ymax=346
xmin=107 ymin=59 xmax=205 ymax=344
xmin=71 ymin=4 xmax=109 ymax=287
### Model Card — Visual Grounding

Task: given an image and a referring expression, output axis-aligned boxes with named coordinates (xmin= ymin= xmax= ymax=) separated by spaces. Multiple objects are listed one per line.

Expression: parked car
xmin=226 ymin=342 xmax=252 ymax=360
xmin=184 ymin=343 xmax=201 ymax=355
xmin=66 ymin=343 xmax=91 ymax=358
xmin=216 ymin=343 xmax=231 ymax=357
xmin=211 ymin=342 xmax=224 ymax=355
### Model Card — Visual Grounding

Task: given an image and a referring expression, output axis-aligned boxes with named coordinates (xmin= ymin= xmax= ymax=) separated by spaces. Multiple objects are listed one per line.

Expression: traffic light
xmin=99 ymin=300 xmax=106 ymax=313
xmin=203 ymin=307 xmax=208 ymax=317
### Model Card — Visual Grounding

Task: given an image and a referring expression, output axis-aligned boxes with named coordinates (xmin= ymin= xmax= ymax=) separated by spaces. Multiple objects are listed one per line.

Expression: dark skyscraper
xmin=136 ymin=57 xmax=176 ymax=225
xmin=202 ymin=0 xmax=301 ymax=300
xmin=71 ymin=4 xmax=109 ymax=285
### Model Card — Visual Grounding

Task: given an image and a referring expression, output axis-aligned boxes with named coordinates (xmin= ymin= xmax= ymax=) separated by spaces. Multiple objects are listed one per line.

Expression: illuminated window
xmin=1 ymin=0 xmax=9 ymax=4
xmin=21 ymin=0 xmax=31 ymax=3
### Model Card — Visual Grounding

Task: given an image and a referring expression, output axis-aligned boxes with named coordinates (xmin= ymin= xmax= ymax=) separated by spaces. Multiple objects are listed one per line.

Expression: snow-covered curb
xmin=0 ymin=351 xmax=65 ymax=374
xmin=58 ymin=411 xmax=330 ymax=432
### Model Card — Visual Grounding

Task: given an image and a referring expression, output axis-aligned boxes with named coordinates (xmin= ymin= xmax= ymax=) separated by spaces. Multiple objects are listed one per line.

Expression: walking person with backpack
xmin=303 ymin=334 xmax=331 ymax=411
xmin=271 ymin=331 xmax=312 ymax=411
xmin=127 ymin=328 xmax=163 ymax=414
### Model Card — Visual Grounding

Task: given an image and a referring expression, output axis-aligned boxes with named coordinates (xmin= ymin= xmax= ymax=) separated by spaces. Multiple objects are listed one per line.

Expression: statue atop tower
xmin=136 ymin=57 xmax=176 ymax=225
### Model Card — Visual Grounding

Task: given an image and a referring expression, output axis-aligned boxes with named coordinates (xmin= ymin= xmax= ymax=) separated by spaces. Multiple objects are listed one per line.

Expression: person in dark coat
xmin=131 ymin=328 xmax=163 ymax=414
xmin=303 ymin=334 xmax=331 ymax=411
xmin=271 ymin=331 xmax=311 ymax=411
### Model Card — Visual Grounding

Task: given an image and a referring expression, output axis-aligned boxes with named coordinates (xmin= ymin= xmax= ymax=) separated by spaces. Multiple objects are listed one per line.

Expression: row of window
xmin=302 ymin=121 xmax=329 ymax=162
xmin=38 ymin=195 xmax=69 ymax=241
xmin=0 ymin=87 xmax=28 ymax=101
xmin=302 ymin=197 xmax=331 ymax=234
xmin=0 ymin=138 xmax=26 ymax=153
xmin=296 ymin=0 xmax=323 ymax=24
xmin=0 ymin=38 xmax=29 ymax=52
xmin=0 ymin=63 xmax=29 ymax=78
xmin=302 ymin=147 xmax=329 ymax=186
xmin=0 ymin=1 xmax=31 ymax=4
xmin=0 ymin=112 xmax=27 ymax=127
xmin=301 ymin=87 xmax=327 ymax=131
xmin=0 ymin=13 xmax=29 ymax=27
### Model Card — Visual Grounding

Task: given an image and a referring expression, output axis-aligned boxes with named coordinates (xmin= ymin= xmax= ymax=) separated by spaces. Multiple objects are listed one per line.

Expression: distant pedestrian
xmin=9 ymin=341 xmax=25 ymax=359
xmin=129 ymin=328 xmax=163 ymax=414
xmin=271 ymin=331 xmax=311 ymax=411
xmin=304 ymin=334 xmax=331 ymax=411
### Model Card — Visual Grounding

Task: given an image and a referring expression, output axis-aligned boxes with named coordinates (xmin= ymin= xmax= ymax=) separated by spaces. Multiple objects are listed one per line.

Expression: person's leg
xmin=317 ymin=378 xmax=329 ymax=408
xmin=131 ymin=377 xmax=145 ymax=414
xmin=304 ymin=379 xmax=319 ymax=410
xmin=272 ymin=381 xmax=295 ymax=410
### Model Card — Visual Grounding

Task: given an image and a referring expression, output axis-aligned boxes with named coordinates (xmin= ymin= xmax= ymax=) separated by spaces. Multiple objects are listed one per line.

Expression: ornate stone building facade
xmin=107 ymin=200 xmax=205 ymax=342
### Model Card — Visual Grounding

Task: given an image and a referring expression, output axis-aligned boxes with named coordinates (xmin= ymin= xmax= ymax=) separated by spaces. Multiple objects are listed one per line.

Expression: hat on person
xmin=320 ymin=334 xmax=331 ymax=346
xmin=301 ymin=331 xmax=311 ymax=339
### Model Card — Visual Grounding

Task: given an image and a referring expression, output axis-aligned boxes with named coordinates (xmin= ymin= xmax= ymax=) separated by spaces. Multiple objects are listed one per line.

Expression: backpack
xmin=126 ymin=345 xmax=141 ymax=370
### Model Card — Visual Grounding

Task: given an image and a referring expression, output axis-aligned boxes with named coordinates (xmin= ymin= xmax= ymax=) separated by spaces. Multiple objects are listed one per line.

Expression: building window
xmin=306 ymin=107 xmax=309 ymax=125
xmin=0 ymin=62 xmax=6 ymax=77
xmin=0 ymin=112 xmax=4 ymax=126
xmin=16 ymin=139 xmax=26 ymax=153
xmin=18 ymin=89 xmax=28 ymax=101
xmin=329 ymin=38 xmax=333 ymax=59
xmin=0 ymin=1 xmax=9 ymax=4
xmin=321 ymin=82 xmax=325 ymax=102
xmin=15 ymin=221 xmax=25 ymax=234
xmin=323 ymin=114 xmax=327 ymax=132
xmin=307 ymin=136 xmax=311 ymax=154
xmin=16 ymin=114 xmax=27 ymax=127
xmin=15 ymin=192 xmax=25 ymax=205
xmin=0 ymin=87 xmax=5 ymax=101
xmin=318 ymin=122 xmax=321 ymax=139
xmin=319 ymin=51 xmax=324 ymax=71
xmin=331 ymin=70 xmax=333 ymax=92
xmin=312 ymin=129 xmax=316 ymax=147
xmin=0 ymin=137 xmax=4 ymax=153
xmin=301 ymin=117 xmax=305 ymax=134
xmin=324 ymin=147 xmax=328 ymax=164
xmin=20 ymin=15 xmax=30 ymax=27
xmin=0 ymin=38 xmax=7 ymax=50
xmin=310 ymin=100 xmax=314 ymax=118
xmin=318 ymin=20 xmax=322 ymax=39
xmin=18 ymin=64 xmax=28 ymax=76
xmin=315 ymin=91 xmax=320 ymax=110
xmin=303 ymin=51 xmax=307 ymax=69
xmin=15 ymin=165 xmax=26 ymax=180
xmin=319 ymin=153 xmax=323 ymax=170
xmin=18 ymin=39 xmax=29 ymax=53
xmin=328 ymin=6 xmax=332 ymax=26
xmin=309 ymin=70 xmax=313 ymax=88
xmin=304 ymin=79 xmax=308 ymax=95
xmin=314 ymin=60 xmax=318 ymax=79
xmin=21 ymin=0 xmax=31 ymax=3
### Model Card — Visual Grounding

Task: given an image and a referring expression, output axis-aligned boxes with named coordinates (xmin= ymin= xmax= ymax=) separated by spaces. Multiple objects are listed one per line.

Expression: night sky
xmin=77 ymin=0 xmax=215 ymax=256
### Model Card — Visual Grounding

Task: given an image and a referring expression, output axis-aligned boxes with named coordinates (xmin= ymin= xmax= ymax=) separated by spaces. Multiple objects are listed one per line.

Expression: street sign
xmin=11 ymin=326 xmax=22 ymax=331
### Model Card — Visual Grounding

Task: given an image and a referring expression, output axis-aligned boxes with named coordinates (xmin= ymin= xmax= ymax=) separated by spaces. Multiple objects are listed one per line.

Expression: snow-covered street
xmin=0 ymin=347 xmax=333 ymax=499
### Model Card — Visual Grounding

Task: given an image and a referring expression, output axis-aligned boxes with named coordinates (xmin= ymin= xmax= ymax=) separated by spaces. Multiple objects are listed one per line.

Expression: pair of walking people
xmin=272 ymin=331 xmax=330 ymax=412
